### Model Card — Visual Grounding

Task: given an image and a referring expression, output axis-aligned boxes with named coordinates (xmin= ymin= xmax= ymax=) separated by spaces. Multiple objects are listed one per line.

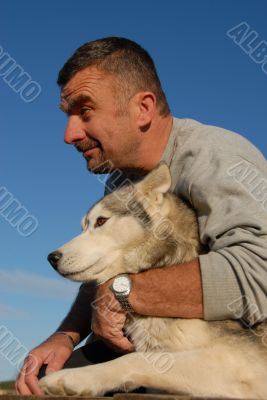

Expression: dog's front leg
xmin=40 ymin=347 xmax=259 ymax=398
xmin=39 ymin=351 xmax=174 ymax=396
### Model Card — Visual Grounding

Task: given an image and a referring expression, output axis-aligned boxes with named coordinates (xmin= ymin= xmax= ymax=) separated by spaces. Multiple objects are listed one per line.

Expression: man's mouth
xmin=83 ymin=147 xmax=99 ymax=159
xmin=74 ymin=141 xmax=102 ymax=160
xmin=75 ymin=140 xmax=101 ymax=154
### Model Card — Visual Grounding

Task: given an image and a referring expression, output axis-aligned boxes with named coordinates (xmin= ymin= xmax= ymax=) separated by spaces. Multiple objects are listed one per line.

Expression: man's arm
xmin=173 ymin=124 xmax=267 ymax=325
xmin=55 ymin=282 xmax=96 ymax=345
xmin=90 ymin=259 xmax=202 ymax=351
xmin=129 ymin=258 xmax=203 ymax=318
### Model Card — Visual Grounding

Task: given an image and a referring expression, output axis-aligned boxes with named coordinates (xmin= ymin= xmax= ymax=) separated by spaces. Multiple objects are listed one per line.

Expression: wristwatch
xmin=110 ymin=274 xmax=134 ymax=313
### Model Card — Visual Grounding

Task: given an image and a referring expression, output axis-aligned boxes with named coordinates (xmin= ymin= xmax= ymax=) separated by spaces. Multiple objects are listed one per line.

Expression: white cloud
xmin=0 ymin=304 xmax=28 ymax=318
xmin=0 ymin=269 xmax=79 ymax=300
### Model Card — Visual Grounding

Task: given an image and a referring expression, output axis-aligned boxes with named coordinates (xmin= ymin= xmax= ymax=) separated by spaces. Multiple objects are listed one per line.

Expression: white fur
xmin=40 ymin=164 xmax=267 ymax=398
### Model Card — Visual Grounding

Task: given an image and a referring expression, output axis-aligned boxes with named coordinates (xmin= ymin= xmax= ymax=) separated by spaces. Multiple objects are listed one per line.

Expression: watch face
xmin=113 ymin=276 xmax=131 ymax=294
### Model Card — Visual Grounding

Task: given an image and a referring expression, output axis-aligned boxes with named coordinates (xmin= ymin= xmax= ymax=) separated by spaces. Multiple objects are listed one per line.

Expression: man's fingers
xmin=23 ymin=355 xmax=44 ymax=395
xmin=16 ymin=353 xmax=43 ymax=395
xmin=15 ymin=337 xmax=73 ymax=395
xmin=24 ymin=374 xmax=44 ymax=396
xmin=16 ymin=371 xmax=43 ymax=396
xmin=15 ymin=378 xmax=32 ymax=395
xmin=23 ymin=352 xmax=42 ymax=376
xmin=45 ymin=358 xmax=66 ymax=375
xmin=92 ymin=282 xmax=134 ymax=353
xmin=119 ymin=337 xmax=135 ymax=352
xmin=103 ymin=335 xmax=135 ymax=353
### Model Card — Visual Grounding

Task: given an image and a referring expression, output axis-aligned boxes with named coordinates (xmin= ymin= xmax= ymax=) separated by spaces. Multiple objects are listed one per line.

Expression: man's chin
xmin=86 ymin=158 xmax=114 ymax=174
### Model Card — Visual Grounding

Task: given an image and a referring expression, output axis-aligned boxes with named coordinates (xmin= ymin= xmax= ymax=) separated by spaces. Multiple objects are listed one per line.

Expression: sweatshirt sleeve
xmin=182 ymin=129 xmax=267 ymax=326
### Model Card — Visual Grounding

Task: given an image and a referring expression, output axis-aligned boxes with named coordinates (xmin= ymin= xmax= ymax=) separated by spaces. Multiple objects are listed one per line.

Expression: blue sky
xmin=1 ymin=0 xmax=266 ymax=381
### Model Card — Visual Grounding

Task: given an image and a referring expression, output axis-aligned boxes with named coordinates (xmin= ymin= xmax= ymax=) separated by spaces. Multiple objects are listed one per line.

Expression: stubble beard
xmin=87 ymin=156 xmax=114 ymax=174
xmin=75 ymin=140 xmax=114 ymax=174
xmin=86 ymin=148 xmax=114 ymax=174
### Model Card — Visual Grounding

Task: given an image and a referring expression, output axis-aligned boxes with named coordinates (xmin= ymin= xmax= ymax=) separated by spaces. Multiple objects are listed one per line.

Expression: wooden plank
xmin=0 ymin=395 xmax=258 ymax=400
xmin=114 ymin=394 xmax=186 ymax=399
xmin=0 ymin=396 xmax=109 ymax=399
xmin=113 ymin=395 xmax=257 ymax=400
xmin=0 ymin=396 xmax=175 ymax=399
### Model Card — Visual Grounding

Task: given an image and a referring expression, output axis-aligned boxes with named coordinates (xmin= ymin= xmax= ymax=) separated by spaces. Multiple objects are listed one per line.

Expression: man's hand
xmin=91 ymin=279 xmax=135 ymax=353
xmin=15 ymin=334 xmax=73 ymax=395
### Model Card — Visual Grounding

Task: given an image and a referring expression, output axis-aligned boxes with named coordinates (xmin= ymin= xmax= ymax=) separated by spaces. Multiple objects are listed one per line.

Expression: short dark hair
xmin=57 ymin=37 xmax=170 ymax=116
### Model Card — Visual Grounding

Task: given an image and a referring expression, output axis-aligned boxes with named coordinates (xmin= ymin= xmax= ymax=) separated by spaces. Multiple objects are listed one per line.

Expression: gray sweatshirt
xmin=105 ymin=117 xmax=267 ymax=325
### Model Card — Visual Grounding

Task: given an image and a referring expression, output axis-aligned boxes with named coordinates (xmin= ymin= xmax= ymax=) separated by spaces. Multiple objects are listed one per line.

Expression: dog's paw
xmin=39 ymin=367 xmax=97 ymax=396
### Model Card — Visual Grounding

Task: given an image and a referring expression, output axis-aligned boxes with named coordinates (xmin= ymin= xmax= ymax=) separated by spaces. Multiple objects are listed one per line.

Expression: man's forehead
xmin=59 ymin=94 xmax=95 ymax=113
xmin=60 ymin=67 xmax=111 ymax=101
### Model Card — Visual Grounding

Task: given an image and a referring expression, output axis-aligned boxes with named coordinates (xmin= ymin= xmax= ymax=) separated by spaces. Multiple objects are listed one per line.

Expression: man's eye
xmin=80 ymin=107 xmax=91 ymax=116
xmin=94 ymin=217 xmax=109 ymax=228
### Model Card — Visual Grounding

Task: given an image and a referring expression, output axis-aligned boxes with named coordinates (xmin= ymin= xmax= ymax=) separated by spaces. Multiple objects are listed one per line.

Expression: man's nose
xmin=64 ymin=116 xmax=86 ymax=144
xmin=47 ymin=251 xmax=62 ymax=270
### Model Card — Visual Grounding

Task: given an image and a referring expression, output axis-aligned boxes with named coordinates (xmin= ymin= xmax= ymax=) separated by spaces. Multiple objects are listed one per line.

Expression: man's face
xmin=60 ymin=66 xmax=139 ymax=173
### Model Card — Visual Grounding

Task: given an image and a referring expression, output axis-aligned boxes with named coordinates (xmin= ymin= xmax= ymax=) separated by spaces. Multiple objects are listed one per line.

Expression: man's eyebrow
xmin=59 ymin=94 xmax=95 ymax=113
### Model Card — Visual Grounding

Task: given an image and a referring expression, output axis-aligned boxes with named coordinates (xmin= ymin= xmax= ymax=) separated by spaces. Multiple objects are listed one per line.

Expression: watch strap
xmin=115 ymin=293 xmax=134 ymax=313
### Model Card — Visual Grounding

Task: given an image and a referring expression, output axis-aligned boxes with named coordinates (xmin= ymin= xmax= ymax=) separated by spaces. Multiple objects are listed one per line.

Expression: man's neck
xmin=130 ymin=115 xmax=173 ymax=175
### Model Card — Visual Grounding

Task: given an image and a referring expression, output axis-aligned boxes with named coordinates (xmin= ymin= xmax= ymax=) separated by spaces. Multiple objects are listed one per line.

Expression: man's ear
xmin=136 ymin=162 xmax=172 ymax=205
xmin=134 ymin=91 xmax=157 ymax=130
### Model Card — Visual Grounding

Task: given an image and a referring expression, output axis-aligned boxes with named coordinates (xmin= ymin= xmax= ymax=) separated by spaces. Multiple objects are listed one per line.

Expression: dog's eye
xmin=94 ymin=217 xmax=109 ymax=228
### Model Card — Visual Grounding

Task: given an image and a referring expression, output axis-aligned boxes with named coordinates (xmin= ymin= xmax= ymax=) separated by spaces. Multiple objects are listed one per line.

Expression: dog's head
xmin=47 ymin=163 xmax=199 ymax=283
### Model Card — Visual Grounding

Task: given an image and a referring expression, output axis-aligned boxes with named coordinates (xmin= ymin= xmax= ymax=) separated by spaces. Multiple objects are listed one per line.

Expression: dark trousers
xmin=38 ymin=339 xmax=122 ymax=377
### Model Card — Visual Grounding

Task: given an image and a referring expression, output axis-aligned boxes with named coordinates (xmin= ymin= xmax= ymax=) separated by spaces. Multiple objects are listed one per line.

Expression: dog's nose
xmin=47 ymin=251 xmax=62 ymax=270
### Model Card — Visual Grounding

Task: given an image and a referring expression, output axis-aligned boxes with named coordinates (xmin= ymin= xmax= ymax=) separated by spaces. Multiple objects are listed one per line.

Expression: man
xmin=16 ymin=37 xmax=267 ymax=396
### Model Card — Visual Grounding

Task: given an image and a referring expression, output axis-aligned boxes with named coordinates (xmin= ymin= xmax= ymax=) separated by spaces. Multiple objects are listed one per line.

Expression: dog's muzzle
xmin=47 ymin=251 xmax=62 ymax=270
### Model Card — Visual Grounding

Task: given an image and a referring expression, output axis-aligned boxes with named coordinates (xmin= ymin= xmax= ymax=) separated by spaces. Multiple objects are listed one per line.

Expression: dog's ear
xmin=138 ymin=162 xmax=172 ymax=195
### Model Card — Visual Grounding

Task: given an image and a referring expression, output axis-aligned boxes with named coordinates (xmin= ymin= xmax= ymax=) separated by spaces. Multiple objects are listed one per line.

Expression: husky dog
xmin=40 ymin=163 xmax=267 ymax=398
